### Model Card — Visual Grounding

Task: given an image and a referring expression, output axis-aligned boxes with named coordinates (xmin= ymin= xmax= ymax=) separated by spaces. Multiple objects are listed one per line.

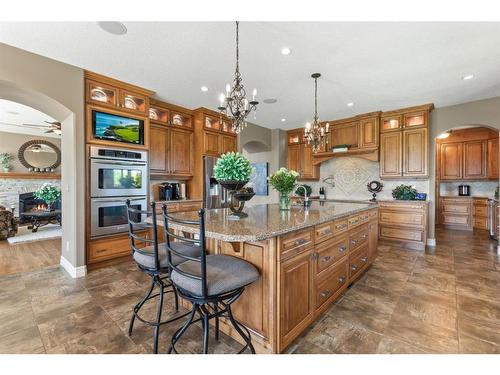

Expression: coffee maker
xmin=158 ymin=183 xmax=180 ymax=201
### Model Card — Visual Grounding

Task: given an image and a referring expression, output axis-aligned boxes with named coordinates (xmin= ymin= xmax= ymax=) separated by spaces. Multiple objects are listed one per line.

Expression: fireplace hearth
xmin=19 ymin=192 xmax=61 ymax=224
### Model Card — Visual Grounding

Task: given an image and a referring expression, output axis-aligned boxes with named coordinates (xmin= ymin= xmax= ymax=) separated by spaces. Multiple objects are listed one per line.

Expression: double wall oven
xmin=89 ymin=146 xmax=148 ymax=238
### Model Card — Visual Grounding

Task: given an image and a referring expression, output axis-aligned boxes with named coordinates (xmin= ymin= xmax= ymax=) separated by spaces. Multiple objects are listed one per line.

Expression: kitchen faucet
xmin=296 ymin=185 xmax=310 ymax=207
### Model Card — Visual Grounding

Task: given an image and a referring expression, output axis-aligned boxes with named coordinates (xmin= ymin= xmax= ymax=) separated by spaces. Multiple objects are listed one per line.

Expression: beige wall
xmin=0 ymin=43 xmax=85 ymax=270
xmin=0 ymin=131 xmax=61 ymax=172
xmin=429 ymin=96 xmax=500 ymax=240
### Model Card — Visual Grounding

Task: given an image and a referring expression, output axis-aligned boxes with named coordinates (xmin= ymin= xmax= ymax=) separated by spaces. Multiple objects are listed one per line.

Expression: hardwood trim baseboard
xmin=60 ymin=256 xmax=87 ymax=278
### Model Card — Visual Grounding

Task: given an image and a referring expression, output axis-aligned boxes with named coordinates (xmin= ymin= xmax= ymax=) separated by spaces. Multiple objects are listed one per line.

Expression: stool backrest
xmin=162 ymin=205 xmax=208 ymax=298
xmin=126 ymin=200 xmax=161 ymax=272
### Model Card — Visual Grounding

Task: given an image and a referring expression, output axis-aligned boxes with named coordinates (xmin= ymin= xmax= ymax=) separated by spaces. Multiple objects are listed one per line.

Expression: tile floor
xmin=1 ymin=227 xmax=499 ymax=354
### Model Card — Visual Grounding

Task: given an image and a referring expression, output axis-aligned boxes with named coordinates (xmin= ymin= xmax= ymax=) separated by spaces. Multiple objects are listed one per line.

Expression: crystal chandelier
xmin=218 ymin=21 xmax=258 ymax=134
xmin=304 ymin=73 xmax=330 ymax=153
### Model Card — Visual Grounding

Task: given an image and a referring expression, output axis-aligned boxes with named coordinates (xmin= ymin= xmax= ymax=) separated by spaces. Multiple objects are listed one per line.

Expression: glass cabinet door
xmin=204 ymin=115 xmax=221 ymax=131
xmin=120 ymin=90 xmax=147 ymax=114
xmin=381 ymin=116 xmax=402 ymax=131
xmin=87 ymin=80 xmax=119 ymax=107
xmin=170 ymin=111 xmax=192 ymax=128
xmin=149 ymin=106 xmax=170 ymax=123
xmin=404 ymin=111 xmax=426 ymax=128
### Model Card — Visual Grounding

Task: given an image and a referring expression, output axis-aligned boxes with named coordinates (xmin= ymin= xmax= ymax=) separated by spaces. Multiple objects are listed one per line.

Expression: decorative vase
xmin=217 ymin=179 xmax=254 ymax=219
xmin=279 ymin=193 xmax=291 ymax=211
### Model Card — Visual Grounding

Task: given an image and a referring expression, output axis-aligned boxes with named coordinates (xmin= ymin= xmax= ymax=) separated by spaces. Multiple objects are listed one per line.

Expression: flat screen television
xmin=92 ymin=110 xmax=144 ymax=145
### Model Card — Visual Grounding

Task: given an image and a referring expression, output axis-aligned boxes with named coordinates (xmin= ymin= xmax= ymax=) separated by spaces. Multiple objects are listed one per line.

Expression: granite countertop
xmin=153 ymin=201 xmax=376 ymax=242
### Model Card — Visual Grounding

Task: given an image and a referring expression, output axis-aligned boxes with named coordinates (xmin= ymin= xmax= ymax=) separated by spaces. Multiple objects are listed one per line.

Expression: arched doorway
xmin=0 ymin=80 xmax=84 ymax=276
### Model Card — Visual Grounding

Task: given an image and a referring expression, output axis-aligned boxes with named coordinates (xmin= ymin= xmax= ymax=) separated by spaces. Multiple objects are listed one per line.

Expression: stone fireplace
xmin=18 ymin=192 xmax=61 ymax=224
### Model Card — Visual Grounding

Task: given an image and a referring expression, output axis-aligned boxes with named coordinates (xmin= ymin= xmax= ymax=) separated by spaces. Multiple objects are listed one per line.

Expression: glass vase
xmin=279 ymin=192 xmax=291 ymax=210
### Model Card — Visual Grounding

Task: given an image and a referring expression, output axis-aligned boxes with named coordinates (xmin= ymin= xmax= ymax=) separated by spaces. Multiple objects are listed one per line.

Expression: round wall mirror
xmin=18 ymin=140 xmax=61 ymax=171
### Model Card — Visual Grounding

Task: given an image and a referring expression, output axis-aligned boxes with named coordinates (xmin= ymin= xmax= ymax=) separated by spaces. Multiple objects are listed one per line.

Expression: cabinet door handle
xmin=294 ymin=238 xmax=306 ymax=246
xmin=351 ymin=264 xmax=358 ymax=271
xmin=362 ymin=234 xmax=368 ymax=239
xmin=361 ymin=256 xmax=368 ymax=263
xmin=339 ymin=245 xmax=347 ymax=253
xmin=320 ymin=228 xmax=332 ymax=236
xmin=351 ymin=239 xmax=358 ymax=245
xmin=338 ymin=276 xmax=346 ymax=284
xmin=321 ymin=255 xmax=332 ymax=263
xmin=320 ymin=289 xmax=331 ymax=298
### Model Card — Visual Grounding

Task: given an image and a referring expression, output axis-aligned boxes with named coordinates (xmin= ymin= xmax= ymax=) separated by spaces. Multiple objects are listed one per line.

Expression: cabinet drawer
xmin=442 ymin=203 xmax=470 ymax=214
xmin=379 ymin=211 xmax=424 ymax=227
xmin=333 ymin=218 xmax=348 ymax=234
xmin=349 ymin=245 xmax=369 ymax=280
xmin=359 ymin=212 xmax=370 ymax=224
xmin=349 ymin=225 xmax=369 ymax=251
xmin=473 ymin=205 xmax=488 ymax=217
xmin=177 ymin=201 xmax=202 ymax=212
xmin=315 ymin=260 xmax=348 ymax=309
xmin=378 ymin=202 xmax=426 ymax=212
xmin=314 ymin=221 xmax=335 ymax=244
xmin=441 ymin=214 xmax=471 ymax=226
xmin=88 ymin=235 xmax=131 ymax=262
xmin=314 ymin=235 xmax=348 ymax=277
xmin=379 ymin=226 xmax=424 ymax=243
xmin=348 ymin=215 xmax=361 ymax=229
xmin=473 ymin=216 xmax=488 ymax=229
xmin=280 ymin=228 xmax=313 ymax=260
xmin=441 ymin=197 xmax=471 ymax=205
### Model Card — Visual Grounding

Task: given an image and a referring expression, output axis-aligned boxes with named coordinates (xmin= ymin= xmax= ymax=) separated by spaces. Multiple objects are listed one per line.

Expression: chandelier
xmin=304 ymin=73 xmax=329 ymax=153
xmin=218 ymin=21 xmax=258 ymax=134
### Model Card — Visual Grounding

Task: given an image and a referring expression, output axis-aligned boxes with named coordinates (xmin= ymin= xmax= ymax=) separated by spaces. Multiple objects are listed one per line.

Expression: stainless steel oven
xmin=90 ymin=196 xmax=147 ymax=238
xmin=90 ymin=146 xmax=148 ymax=197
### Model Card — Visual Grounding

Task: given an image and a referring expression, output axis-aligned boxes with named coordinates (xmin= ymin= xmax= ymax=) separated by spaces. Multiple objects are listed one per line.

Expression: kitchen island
xmin=157 ymin=201 xmax=379 ymax=353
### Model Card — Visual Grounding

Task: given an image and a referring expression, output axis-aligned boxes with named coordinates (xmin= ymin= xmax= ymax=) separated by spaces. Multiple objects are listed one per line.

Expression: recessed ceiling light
xmin=281 ymin=118 xmax=286 ymax=122
xmin=97 ymin=22 xmax=127 ymax=35
xmin=462 ymin=74 xmax=474 ymax=81
xmin=347 ymin=102 xmax=354 ymax=107
xmin=281 ymin=47 xmax=292 ymax=56
xmin=6 ymin=111 xmax=20 ymax=115
xmin=200 ymin=86 xmax=209 ymax=92
xmin=263 ymin=98 xmax=278 ymax=104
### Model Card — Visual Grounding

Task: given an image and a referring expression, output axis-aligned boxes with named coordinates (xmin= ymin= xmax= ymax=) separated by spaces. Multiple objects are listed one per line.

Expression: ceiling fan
xmin=0 ymin=120 xmax=62 ymax=135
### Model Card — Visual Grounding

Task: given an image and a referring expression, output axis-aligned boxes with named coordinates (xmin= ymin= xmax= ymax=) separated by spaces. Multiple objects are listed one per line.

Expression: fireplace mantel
xmin=0 ymin=172 xmax=61 ymax=180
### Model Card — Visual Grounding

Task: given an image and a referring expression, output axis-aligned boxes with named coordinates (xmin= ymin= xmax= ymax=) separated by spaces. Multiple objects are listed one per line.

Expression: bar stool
xmin=161 ymin=205 xmax=260 ymax=354
xmin=126 ymin=200 xmax=202 ymax=354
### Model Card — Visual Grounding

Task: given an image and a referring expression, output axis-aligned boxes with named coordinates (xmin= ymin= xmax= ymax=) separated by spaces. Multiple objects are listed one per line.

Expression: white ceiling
xmin=0 ymin=99 xmax=58 ymax=138
xmin=1 ymin=22 xmax=500 ymax=129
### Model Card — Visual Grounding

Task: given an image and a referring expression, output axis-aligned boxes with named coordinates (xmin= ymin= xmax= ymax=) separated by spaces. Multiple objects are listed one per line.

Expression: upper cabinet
xmin=85 ymin=71 xmax=152 ymax=116
xmin=438 ymin=127 xmax=498 ymax=181
xmin=379 ymin=104 xmax=433 ymax=179
xmin=286 ymin=130 xmax=320 ymax=181
xmin=149 ymin=99 xmax=193 ymax=129
xmin=193 ymin=108 xmax=237 ymax=157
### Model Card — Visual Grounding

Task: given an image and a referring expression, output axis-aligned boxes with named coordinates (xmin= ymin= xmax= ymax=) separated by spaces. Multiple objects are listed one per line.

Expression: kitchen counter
xmin=155 ymin=200 xmax=376 ymax=242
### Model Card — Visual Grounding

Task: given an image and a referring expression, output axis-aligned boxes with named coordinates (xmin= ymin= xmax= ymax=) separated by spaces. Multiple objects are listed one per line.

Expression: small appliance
xmin=158 ymin=183 xmax=181 ymax=201
xmin=458 ymin=185 xmax=471 ymax=196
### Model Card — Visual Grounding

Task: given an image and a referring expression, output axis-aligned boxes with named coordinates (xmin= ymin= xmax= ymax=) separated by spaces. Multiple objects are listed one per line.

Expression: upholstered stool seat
xmin=171 ymin=254 xmax=259 ymax=297
xmin=133 ymin=242 xmax=201 ymax=270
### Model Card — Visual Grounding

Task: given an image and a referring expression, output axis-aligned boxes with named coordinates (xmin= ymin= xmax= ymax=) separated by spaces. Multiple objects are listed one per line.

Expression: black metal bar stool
xmin=126 ymin=200 xmax=202 ymax=354
xmin=161 ymin=205 xmax=260 ymax=354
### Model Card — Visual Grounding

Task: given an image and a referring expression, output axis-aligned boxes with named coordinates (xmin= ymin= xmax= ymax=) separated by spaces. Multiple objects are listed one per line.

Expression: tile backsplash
xmin=305 ymin=157 xmax=430 ymax=201
xmin=440 ymin=181 xmax=498 ymax=198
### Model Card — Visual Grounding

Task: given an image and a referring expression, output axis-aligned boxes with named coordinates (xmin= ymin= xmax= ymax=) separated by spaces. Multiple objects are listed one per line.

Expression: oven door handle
xmin=91 ymin=160 xmax=147 ymax=167
xmin=91 ymin=197 xmax=146 ymax=203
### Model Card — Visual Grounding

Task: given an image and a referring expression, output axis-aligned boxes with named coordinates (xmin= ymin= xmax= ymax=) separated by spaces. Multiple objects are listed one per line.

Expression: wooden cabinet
xmin=378 ymin=201 xmax=428 ymax=250
xmin=221 ymin=134 xmax=237 ymax=155
xmin=473 ymin=198 xmax=488 ymax=230
xmin=330 ymin=122 xmax=359 ymax=149
xmin=440 ymin=143 xmax=463 ymax=180
xmin=85 ymin=71 xmax=152 ymax=116
xmin=380 ymin=104 xmax=432 ymax=179
xmin=279 ymin=249 xmax=314 ymax=348
xmin=360 ymin=117 xmax=379 ymax=149
xmin=87 ymin=233 xmax=132 ymax=264
xmin=463 ymin=140 xmax=487 ymax=179
xmin=488 ymin=138 xmax=499 ymax=179
xmin=439 ymin=197 xmax=472 ymax=230
xmin=149 ymin=99 xmax=193 ymax=129
xmin=286 ymin=130 xmax=319 ymax=181
xmin=150 ymin=124 xmax=193 ymax=177
xmin=203 ymin=131 xmax=221 ymax=156
xmin=380 ymin=132 xmax=402 ymax=177
xmin=403 ymin=128 xmax=428 ymax=177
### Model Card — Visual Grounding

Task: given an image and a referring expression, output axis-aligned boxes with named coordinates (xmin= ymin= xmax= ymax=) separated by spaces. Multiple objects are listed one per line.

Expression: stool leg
xmin=214 ymin=303 xmax=220 ymax=341
xmin=153 ymin=279 xmax=164 ymax=354
xmin=227 ymin=304 xmax=255 ymax=354
xmin=172 ymin=284 xmax=179 ymax=312
xmin=169 ymin=303 xmax=197 ymax=354
xmin=128 ymin=278 xmax=155 ymax=336
xmin=201 ymin=307 xmax=209 ymax=354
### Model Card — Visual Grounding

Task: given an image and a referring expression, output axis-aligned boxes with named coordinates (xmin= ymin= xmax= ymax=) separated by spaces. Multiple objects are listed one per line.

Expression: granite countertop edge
xmin=165 ymin=203 xmax=378 ymax=242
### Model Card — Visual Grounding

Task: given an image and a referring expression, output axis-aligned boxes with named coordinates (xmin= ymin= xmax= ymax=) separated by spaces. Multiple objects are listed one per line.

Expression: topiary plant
xmin=392 ymin=184 xmax=417 ymax=200
xmin=213 ymin=152 xmax=253 ymax=182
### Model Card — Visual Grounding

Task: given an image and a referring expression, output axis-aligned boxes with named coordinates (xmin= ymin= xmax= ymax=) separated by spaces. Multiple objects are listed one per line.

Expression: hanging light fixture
xmin=218 ymin=21 xmax=258 ymax=134
xmin=304 ymin=73 xmax=329 ymax=153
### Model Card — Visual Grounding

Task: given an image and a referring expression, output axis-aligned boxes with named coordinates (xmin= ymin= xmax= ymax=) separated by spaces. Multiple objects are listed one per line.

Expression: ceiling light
xmin=304 ymin=73 xmax=330 ymax=153
xmin=462 ymin=74 xmax=474 ymax=81
xmin=347 ymin=102 xmax=354 ymax=107
xmin=281 ymin=47 xmax=292 ymax=55
xmin=97 ymin=22 xmax=127 ymax=35
xmin=437 ymin=130 xmax=451 ymax=139
xmin=200 ymin=86 xmax=209 ymax=92
xmin=6 ymin=111 xmax=20 ymax=115
xmin=263 ymin=98 xmax=278 ymax=104
xmin=281 ymin=118 xmax=286 ymax=122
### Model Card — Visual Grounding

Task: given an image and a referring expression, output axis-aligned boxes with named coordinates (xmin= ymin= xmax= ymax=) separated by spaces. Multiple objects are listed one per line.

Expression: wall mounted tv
xmin=92 ymin=110 xmax=144 ymax=145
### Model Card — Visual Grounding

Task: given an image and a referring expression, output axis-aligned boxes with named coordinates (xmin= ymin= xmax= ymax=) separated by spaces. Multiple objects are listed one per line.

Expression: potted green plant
xmin=213 ymin=152 xmax=254 ymax=217
xmin=34 ymin=183 xmax=61 ymax=211
xmin=392 ymin=184 xmax=417 ymax=200
xmin=0 ymin=153 xmax=14 ymax=172
xmin=268 ymin=167 xmax=300 ymax=210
